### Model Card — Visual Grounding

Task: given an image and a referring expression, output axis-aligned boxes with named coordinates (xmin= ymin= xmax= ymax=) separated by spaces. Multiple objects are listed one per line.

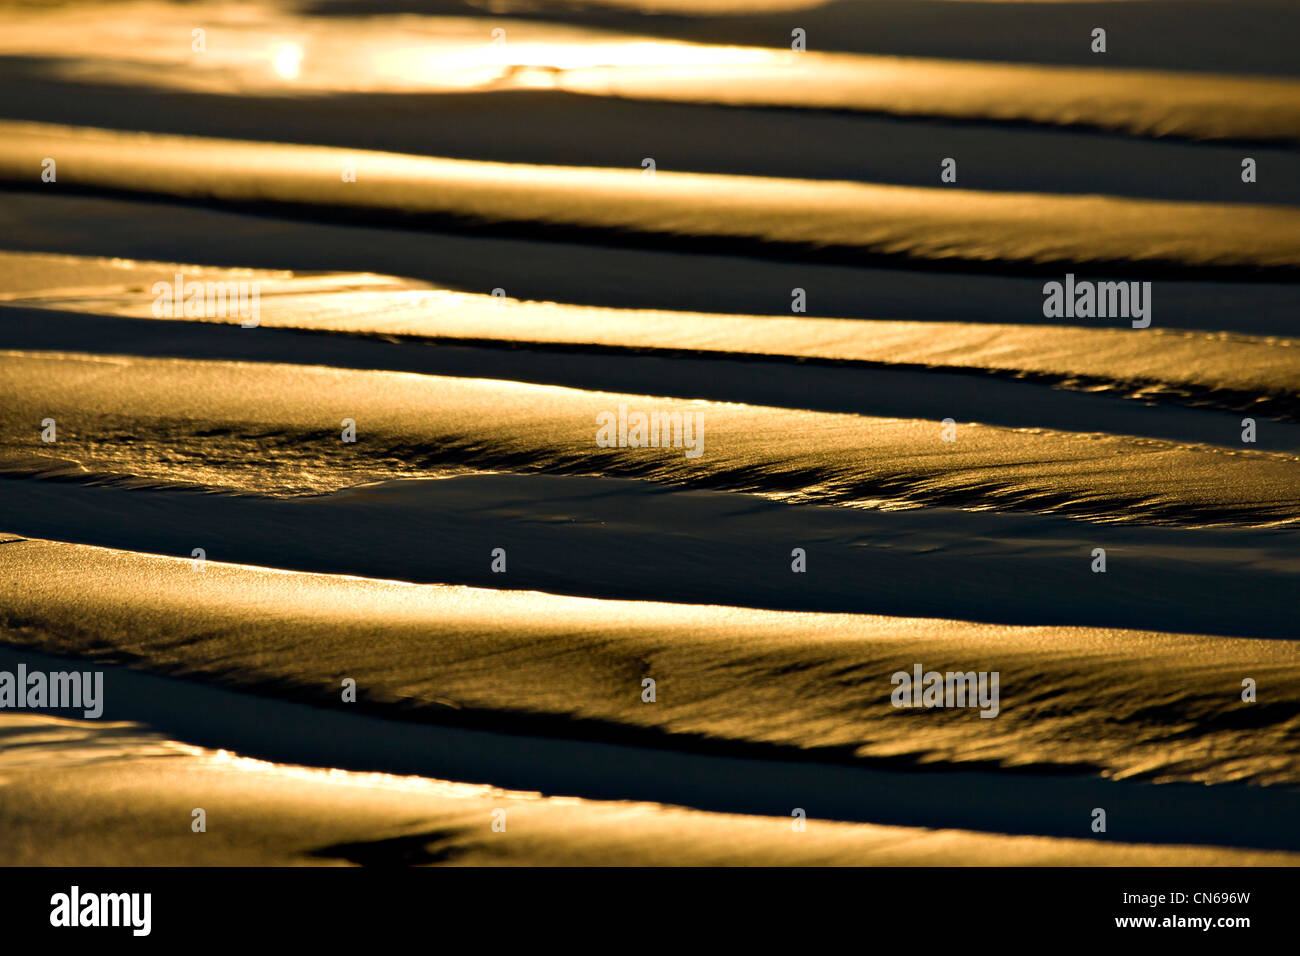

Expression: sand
xmin=5 ymin=122 xmax=1300 ymax=276
xmin=2 ymin=535 xmax=1299 ymax=797
xmin=10 ymin=706 xmax=1294 ymax=865
xmin=1 ymin=0 xmax=1297 ymax=868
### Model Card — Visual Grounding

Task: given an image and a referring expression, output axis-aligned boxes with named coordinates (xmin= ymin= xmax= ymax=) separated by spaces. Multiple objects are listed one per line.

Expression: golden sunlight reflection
xmin=0 ymin=1 xmax=780 ymax=94
xmin=206 ymin=747 xmax=543 ymax=801
xmin=272 ymin=42 xmax=303 ymax=81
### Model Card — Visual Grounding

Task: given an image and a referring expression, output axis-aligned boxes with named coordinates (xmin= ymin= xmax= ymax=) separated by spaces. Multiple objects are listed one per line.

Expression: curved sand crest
xmin=4 ymin=123 xmax=1300 ymax=274
xmin=5 ymin=251 xmax=1298 ymax=420
xmin=5 ymin=715 xmax=1291 ymax=866
xmin=552 ymin=54 xmax=1300 ymax=143
xmin=2 ymin=350 xmax=1297 ymax=525
xmin=11 ymin=74 xmax=1300 ymax=206
xmin=2 ymin=536 xmax=1298 ymax=788
xmin=5 ymin=191 xmax=1296 ymax=337
xmin=12 ymin=304 xmax=1300 ymax=454
xmin=483 ymin=0 xmax=1300 ymax=79
xmin=3 ymin=471 xmax=1298 ymax=640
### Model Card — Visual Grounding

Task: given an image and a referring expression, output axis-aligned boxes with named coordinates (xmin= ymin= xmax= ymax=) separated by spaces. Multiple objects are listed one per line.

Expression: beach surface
xmin=1 ymin=0 xmax=1297 ymax=865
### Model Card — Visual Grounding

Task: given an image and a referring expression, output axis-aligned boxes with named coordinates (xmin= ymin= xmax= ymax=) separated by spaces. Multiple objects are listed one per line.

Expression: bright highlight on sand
xmin=272 ymin=42 xmax=302 ymax=80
